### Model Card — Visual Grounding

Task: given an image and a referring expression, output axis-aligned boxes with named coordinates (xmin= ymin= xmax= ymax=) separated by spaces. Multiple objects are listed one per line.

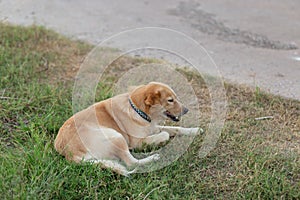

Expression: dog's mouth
xmin=163 ymin=110 xmax=180 ymax=122
xmin=163 ymin=108 xmax=188 ymax=122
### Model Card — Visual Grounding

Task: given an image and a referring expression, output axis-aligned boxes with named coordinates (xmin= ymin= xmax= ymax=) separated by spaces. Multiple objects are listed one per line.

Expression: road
xmin=1 ymin=0 xmax=299 ymax=100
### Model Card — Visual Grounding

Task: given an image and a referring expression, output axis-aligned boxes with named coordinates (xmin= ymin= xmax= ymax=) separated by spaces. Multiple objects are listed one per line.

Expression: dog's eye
xmin=168 ymin=99 xmax=174 ymax=103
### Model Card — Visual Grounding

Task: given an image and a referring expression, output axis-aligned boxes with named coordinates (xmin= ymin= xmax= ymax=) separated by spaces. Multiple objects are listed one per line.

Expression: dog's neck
xmin=128 ymin=98 xmax=151 ymax=123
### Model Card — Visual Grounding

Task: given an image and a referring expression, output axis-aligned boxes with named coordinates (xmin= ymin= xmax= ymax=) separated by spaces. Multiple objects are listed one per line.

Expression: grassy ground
xmin=0 ymin=23 xmax=299 ymax=199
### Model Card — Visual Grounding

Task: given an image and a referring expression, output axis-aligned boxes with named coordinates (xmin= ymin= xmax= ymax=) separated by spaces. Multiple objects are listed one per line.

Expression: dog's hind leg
xmin=91 ymin=159 xmax=135 ymax=176
xmin=113 ymin=136 xmax=160 ymax=167
xmin=119 ymin=149 xmax=160 ymax=167
xmin=85 ymin=129 xmax=160 ymax=176
xmin=91 ymin=151 xmax=159 ymax=176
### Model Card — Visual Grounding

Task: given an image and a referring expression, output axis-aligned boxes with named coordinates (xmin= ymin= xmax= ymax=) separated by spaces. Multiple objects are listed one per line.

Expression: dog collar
xmin=128 ymin=98 xmax=151 ymax=123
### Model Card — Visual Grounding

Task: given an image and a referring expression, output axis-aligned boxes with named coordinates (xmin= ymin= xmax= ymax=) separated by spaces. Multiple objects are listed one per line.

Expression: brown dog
xmin=54 ymin=82 xmax=199 ymax=175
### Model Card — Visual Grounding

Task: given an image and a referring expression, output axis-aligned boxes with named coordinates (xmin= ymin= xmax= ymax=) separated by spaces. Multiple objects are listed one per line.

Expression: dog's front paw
xmin=150 ymin=153 xmax=160 ymax=161
xmin=188 ymin=127 xmax=204 ymax=135
xmin=158 ymin=131 xmax=170 ymax=143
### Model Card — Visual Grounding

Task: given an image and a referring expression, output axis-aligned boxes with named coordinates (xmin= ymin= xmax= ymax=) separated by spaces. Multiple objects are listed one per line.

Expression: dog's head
xmin=130 ymin=82 xmax=188 ymax=122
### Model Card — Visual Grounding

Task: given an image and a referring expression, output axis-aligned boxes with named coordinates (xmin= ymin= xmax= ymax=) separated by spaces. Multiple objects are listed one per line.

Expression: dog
xmin=54 ymin=82 xmax=199 ymax=176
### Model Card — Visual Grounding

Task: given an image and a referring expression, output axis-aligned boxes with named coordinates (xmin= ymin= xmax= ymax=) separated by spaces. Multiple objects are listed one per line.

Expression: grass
xmin=0 ymin=23 xmax=299 ymax=199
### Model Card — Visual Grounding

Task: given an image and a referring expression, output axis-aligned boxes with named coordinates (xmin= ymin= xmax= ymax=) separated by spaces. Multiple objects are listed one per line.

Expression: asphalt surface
xmin=1 ymin=0 xmax=299 ymax=100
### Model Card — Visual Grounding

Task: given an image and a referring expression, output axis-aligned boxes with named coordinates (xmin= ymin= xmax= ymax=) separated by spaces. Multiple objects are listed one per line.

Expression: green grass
xmin=0 ymin=23 xmax=299 ymax=199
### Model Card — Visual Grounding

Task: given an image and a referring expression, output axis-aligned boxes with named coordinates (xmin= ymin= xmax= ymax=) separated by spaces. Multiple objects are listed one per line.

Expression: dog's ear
xmin=145 ymin=89 xmax=161 ymax=106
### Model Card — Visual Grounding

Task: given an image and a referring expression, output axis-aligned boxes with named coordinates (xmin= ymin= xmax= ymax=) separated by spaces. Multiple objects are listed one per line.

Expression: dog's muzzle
xmin=164 ymin=107 xmax=189 ymax=122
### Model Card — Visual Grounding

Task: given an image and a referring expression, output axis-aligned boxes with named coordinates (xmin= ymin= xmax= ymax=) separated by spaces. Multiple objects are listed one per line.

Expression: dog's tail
xmin=92 ymin=159 xmax=136 ymax=177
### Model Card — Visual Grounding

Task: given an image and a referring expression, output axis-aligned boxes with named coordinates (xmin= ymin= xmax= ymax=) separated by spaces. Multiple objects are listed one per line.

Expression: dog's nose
xmin=182 ymin=107 xmax=189 ymax=115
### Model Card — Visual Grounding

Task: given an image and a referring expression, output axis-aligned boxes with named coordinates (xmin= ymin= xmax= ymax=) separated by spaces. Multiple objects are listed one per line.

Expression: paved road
xmin=1 ymin=0 xmax=299 ymax=100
